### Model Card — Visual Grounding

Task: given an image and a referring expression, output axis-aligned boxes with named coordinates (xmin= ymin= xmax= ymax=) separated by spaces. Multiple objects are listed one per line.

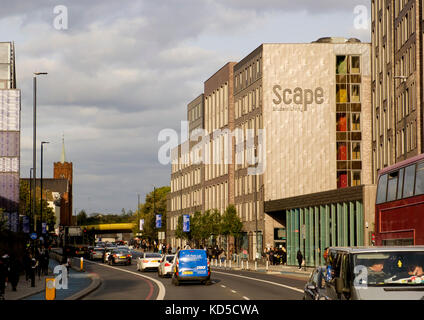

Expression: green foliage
xmin=174 ymin=205 xmax=243 ymax=246
xmin=19 ymin=180 xmax=56 ymax=231
xmin=0 ymin=208 xmax=6 ymax=232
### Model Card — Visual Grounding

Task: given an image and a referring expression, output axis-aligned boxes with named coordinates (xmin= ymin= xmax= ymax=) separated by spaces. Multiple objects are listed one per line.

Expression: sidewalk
xmin=3 ymin=257 xmax=100 ymax=300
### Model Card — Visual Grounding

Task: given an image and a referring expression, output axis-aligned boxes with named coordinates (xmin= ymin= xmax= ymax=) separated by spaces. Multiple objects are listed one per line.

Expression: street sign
xmin=139 ymin=219 xmax=144 ymax=231
xmin=30 ymin=233 xmax=37 ymax=240
xmin=183 ymin=214 xmax=190 ymax=232
xmin=156 ymin=215 xmax=162 ymax=228
xmin=42 ymin=222 xmax=47 ymax=234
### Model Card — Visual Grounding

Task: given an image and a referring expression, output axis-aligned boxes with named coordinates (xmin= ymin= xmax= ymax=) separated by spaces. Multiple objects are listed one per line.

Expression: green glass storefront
xmin=285 ymin=201 xmax=364 ymax=266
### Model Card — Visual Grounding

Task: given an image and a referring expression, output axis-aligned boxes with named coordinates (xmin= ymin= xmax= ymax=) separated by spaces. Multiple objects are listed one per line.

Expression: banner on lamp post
xmin=155 ymin=214 xmax=162 ymax=228
xmin=139 ymin=219 xmax=144 ymax=231
xmin=183 ymin=214 xmax=190 ymax=233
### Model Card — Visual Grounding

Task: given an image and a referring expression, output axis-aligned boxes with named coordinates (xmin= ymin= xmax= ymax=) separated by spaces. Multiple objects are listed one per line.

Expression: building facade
xmin=0 ymin=42 xmax=20 ymax=232
xmin=371 ymin=0 xmax=423 ymax=182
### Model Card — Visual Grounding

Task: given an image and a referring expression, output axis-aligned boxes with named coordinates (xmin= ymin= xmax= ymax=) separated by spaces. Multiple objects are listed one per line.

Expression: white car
xmin=158 ymin=255 xmax=175 ymax=278
xmin=137 ymin=252 xmax=162 ymax=271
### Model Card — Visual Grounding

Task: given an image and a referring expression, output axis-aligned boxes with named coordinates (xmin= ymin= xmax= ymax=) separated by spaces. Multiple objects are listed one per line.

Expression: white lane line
xmin=221 ymin=285 xmax=226 ymax=288
xmin=84 ymin=260 xmax=166 ymax=300
xmin=243 ymin=296 xmax=250 ymax=300
xmin=231 ymin=290 xmax=237 ymax=293
xmin=213 ymin=270 xmax=304 ymax=293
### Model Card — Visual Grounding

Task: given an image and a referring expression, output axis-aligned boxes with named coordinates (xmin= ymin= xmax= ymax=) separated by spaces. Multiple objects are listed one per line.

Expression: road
xmin=81 ymin=254 xmax=306 ymax=300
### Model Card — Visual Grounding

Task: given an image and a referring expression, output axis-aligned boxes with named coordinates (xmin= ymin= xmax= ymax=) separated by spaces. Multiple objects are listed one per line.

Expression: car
xmin=90 ymin=247 xmax=105 ymax=261
xmin=137 ymin=252 xmax=162 ymax=272
xmin=171 ymin=249 xmax=210 ymax=286
xmin=158 ymin=255 xmax=175 ymax=278
xmin=108 ymin=249 xmax=132 ymax=265
xmin=303 ymin=266 xmax=329 ymax=300
xmin=323 ymin=246 xmax=424 ymax=300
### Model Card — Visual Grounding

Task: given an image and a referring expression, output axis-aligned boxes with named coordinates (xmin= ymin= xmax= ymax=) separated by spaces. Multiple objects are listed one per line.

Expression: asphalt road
xmin=81 ymin=257 xmax=306 ymax=300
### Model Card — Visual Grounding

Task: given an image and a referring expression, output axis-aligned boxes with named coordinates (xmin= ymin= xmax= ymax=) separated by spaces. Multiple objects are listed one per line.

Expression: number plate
xmin=183 ymin=271 xmax=193 ymax=275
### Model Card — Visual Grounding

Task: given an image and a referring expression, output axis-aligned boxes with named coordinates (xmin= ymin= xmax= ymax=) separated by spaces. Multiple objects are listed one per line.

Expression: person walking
xmin=0 ymin=253 xmax=9 ymax=300
xmin=297 ymin=250 xmax=303 ymax=270
xmin=29 ymin=254 xmax=37 ymax=287
xmin=8 ymin=255 xmax=21 ymax=292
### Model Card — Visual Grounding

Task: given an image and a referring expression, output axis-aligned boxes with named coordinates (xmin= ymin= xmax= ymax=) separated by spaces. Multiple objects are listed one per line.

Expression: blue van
xmin=172 ymin=249 xmax=211 ymax=286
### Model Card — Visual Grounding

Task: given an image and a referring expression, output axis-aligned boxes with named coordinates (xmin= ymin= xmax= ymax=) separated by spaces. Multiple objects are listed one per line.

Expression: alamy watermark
xmin=53 ymin=5 xmax=68 ymax=30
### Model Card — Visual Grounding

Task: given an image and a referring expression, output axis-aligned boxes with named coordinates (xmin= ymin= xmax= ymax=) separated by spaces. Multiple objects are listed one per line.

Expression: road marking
xmin=84 ymin=260 xmax=166 ymax=300
xmin=213 ymin=270 xmax=304 ymax=293
xmin=231 ymin=290 xmax=237 ymax=293
xmin=243 ymin=296 xmax=250 ymax=300
xmin=221 ymin=285 xmax=226 ymax=288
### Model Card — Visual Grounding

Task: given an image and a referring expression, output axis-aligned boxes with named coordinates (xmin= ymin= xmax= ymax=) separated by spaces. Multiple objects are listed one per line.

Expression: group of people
xmin=0 ymin=245 xmax=50 ymax=300
xmin=265 ymin=246 xmax=288 ymax=265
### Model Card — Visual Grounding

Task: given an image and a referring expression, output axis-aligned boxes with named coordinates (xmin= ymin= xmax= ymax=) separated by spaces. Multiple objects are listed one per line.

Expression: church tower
xmin=53 ymin=136 xmax=73 ymax=225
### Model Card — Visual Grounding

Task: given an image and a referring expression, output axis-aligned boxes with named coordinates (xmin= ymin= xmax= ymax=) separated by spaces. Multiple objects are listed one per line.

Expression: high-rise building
xmin=0 ymin=42 xmax=20 ymax=232
xmin=371 ymin=0 xmax=423 ymax=182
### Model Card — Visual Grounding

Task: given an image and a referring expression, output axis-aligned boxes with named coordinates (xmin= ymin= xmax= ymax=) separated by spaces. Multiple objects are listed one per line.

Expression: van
xmin=324 ymin=246 xmax=424 ymax=300
xmin=172 ymin=249 xmax=211 ymax=286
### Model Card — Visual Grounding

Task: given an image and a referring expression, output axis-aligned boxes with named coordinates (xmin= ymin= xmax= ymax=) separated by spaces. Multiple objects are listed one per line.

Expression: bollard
xmin=219 ymin=259 xmax=222 ymax=268
xmin=255 ymin=260 xmax=257 ymax=271
xmin=229 ymin=260 xmax=232 ymax=269
xmin=224 ymin=260 xmax=227 ymax=269
xmin=241 ymin=260 xmax=244 ymax=270
xmin=246 ymin=261 xmax=249 ymax=270
xmin=266 ymin=260 xmax=269 ymax=271
xmin=80 ymin=257 xmax=84 ymax=271
xmin=45 ymin=278 xmax=56 ymax=300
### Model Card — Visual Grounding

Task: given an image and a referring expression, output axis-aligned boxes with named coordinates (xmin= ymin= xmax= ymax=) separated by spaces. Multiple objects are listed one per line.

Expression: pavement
xmin=3 ymin=253 xmax=101 ymax=300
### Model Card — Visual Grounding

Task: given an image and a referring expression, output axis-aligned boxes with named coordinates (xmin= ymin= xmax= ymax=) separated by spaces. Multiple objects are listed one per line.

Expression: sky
xmin=0 ymin=0 xmax=371 ymax=215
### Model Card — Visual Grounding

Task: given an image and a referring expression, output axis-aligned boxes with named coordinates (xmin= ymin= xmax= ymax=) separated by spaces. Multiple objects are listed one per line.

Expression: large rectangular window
xmin=352 ymin=142 xmax=361 ymax=160
xmin=414 ymin=162 xmax=424 ymax=195
xmin=352 ymin=113 xmax=360 ymax=131
xmin=336 ymin=56 xmax=348 ymax=74
xmin=387 ymin=171 xmax=398 ymax=202
xmin=403 ymin=164 xmax=416 ymax=198
xmin=397 ymin=168 xmax=404 ymax=200
xmin=351 ymin=84 xmax=361 ymax=102
xmin=337 ymin=113 xmax=347 ymax=131
xmin=376 ymin=174 xmax=388 ymax=204
xmin=351 ymin=56 xmax=360 ymax=74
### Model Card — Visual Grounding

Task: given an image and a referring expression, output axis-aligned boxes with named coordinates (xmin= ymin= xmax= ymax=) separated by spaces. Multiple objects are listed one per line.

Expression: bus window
xmin=387 ymin=171 xmax=398 ymax=202
xmin=396 ymin=168 xmax=404 ymax=200
xmin=403 ymin=164 xmax=416 ymax=198
xmin=414 ymin=162 xmax=424 ymax=195
xmin=376 ymin=174 xmax=388 ymax=204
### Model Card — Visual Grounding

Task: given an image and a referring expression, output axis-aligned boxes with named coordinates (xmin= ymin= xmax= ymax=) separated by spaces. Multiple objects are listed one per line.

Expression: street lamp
xmin=33 ymin=72 xmax=48 ymax=232
xmin=41 ymin=141 xmax=50 ymax=234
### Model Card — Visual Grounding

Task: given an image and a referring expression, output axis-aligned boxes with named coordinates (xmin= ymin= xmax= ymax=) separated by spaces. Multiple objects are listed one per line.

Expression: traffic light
xmin=371 ymin=233 xmax=376 ymax=245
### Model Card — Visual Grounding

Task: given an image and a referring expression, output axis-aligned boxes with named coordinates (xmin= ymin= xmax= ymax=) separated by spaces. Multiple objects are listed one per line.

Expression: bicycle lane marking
xmin=84 ymin=260 xmax=165 ymax=300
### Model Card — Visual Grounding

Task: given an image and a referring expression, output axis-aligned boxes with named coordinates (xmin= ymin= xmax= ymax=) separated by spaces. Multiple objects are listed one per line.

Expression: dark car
xmin=303 ymin=266 xmax=329 ymax=300
xmin=108 ymin=249 xmax=132 ymax=266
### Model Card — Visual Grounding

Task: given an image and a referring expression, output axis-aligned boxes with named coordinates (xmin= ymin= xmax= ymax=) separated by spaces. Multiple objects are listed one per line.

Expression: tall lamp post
xmin=40 ymin=141 xmax=49 ymax=234
xmin=33 ymin=72 xmax=48 ymax=233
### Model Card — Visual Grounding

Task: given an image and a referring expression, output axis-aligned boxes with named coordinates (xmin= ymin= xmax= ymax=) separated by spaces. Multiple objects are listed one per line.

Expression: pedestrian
xmin=297 ymin=250 xmax=303 ymax=270
xmin=8 ymin=255 xmax=21 ymax=292
xmin=42 ymin=249 xmax=49 ymax=275
xmin=23 ymin=250 xmax=31 ymax=282
xmin=29 ymin=254 xmax=38 ymax=287
xmin=0 ymin=253 xmax=9 ymax=300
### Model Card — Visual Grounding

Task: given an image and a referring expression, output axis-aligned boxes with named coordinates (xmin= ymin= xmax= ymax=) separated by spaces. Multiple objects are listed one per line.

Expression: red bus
xmin=375 ymin=153 xmax=424 ymax=246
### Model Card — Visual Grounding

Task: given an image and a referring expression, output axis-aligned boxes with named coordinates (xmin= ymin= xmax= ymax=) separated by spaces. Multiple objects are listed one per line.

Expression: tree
xmin=221 ymin=205 xmax=243 ymax=255
xmin=0 ymin=208 xmax=6 ymax=232
xmin=77 ymin=210 xmax=88 ymax=225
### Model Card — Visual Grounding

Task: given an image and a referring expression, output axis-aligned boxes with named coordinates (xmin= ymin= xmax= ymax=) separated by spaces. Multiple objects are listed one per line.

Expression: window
xmin=387 ymin=171 xmax=398 ymax=202
xmin=336 ymin=113 xmax=347 ymax=131
xmin=336 ymin=84 xmax=348 ymax=103
xmin=337 ymin=171 xmax=348 ymax=188
xmin=337 ymin=142 xmax=348 ymax=160
xmin=352 ymin=171 xmax=361 ymax=186
xmin=376 ymin=174 xmax=388 ymax=204
xmin=414 ymin=162 xmax=424 ymax=195
xmin=397 ymin=168 xmax=404 ymax=200
xmin=336 ymin=56 xmax=348 ymax=74
xmin=352 ymin=113 xmax=360 ymax=131
xmin=352 ymin=142 xmax=361 ymax=160
xmin=403 ymin=164 xmax=416 ymax=198
xmin=351 ymin=85 xmax=361 ymax=102
xmin=351 ymin=56 xmax=360 ymax=74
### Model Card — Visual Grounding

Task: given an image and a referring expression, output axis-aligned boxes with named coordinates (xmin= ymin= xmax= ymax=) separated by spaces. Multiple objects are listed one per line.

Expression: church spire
xmin=61 ymin=134 xmax=66 ymax=164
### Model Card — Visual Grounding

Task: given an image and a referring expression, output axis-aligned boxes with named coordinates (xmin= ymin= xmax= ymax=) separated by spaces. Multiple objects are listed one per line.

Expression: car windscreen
xmin=353 ymin=251 xmax=424 ymax=286
xmin=166 ymin=256 xmax=175 ymax=262
xmin=145 ymin=253 xmax=162 ymax=258
xmin=94 ymin=248 xmax=104 ymax=252
xmin=179 ymin=250 xmax=207 ymax=263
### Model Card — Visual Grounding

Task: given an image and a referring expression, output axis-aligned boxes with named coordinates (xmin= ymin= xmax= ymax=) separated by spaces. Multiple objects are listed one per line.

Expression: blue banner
xmin=183 ymin=214 xmax=190 ymax=232
xmin=42 ymin=222 xmax=47 ymax=234
xmin=155 ymin=214 xmax=162 ymax=228
xmin=23 ymin=216 xmax=30 ymax=233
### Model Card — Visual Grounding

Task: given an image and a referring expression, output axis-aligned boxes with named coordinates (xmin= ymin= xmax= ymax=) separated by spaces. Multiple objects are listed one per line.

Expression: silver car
xmin=90 ymin=247 xmax=105 ymax=260
xmin=158 ymin=255 xmax=175 ymax=278
xmin=137 ymin=252 xmax=162 ymax=272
